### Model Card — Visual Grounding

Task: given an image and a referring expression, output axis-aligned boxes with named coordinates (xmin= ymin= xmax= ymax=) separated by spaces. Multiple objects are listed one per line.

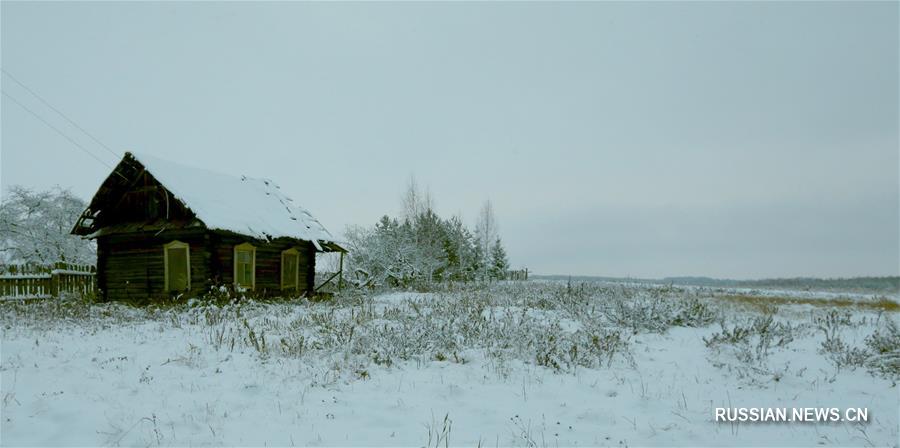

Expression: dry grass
xmin=717 ymin=294 xmax=900 ymax=313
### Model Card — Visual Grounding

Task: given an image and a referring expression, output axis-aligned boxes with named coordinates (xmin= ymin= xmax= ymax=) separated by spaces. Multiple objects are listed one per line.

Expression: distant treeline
xmin=532 ymin=274 xmax=900 ymax=294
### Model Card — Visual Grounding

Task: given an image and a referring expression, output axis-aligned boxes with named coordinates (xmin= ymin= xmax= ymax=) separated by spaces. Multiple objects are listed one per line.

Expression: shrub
xmin=704 ymin=311 xmax=797 ymax=369
xmin=864 ymin=318 xmax=900 ymax=380
xmin=604 ymin=293 xmax=719 ymax=333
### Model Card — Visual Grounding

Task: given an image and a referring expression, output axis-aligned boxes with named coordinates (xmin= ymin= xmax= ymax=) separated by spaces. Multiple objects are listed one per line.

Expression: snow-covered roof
xmin=128 ymin=152 xmax=343 ymax=251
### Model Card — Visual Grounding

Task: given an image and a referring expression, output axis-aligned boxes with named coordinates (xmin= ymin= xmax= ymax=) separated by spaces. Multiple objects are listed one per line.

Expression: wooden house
xmin=71 ymin=152 xmax=345 ymax=301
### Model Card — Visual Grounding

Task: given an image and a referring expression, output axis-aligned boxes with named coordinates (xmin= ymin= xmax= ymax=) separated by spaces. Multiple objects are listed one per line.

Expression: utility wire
xmin=1 ymin=68 xmax=121 ymax=159
xmin=1 ymin=89 xmax=126 ymax=180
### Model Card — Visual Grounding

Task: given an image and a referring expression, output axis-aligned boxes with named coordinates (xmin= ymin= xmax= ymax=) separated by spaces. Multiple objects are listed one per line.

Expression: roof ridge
xmin=116 ymin=152 xmax=341 ymax=250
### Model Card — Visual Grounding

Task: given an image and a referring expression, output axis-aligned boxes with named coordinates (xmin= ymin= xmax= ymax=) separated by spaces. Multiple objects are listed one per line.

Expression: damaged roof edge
xmin=71 ymin=152 xmax=348 ymax=254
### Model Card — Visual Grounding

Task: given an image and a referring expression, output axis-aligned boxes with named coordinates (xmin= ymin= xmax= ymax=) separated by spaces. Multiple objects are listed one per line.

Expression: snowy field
xmin=1 ymin=282 xmax=898 ymax=447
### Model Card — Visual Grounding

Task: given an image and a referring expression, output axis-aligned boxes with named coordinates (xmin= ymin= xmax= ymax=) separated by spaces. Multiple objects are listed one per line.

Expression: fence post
xmin=50 ymin=263 xmax=60 ymax=297
xmin=338 ymin=251 xmax=344 ymax=291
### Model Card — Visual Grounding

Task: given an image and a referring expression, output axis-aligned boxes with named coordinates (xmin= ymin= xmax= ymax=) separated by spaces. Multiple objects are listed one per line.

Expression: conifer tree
xmin=490 ymin=237 xmax=510 ymax=280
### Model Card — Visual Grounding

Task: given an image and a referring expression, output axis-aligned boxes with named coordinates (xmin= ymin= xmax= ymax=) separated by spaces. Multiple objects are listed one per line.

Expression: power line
xmin=1 ymin=68 xmax=121 ymax=160
xmin=1 ymin=89 xmax=126 ymax=179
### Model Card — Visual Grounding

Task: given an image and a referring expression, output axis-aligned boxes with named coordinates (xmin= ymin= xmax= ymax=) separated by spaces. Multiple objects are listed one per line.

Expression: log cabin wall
xmin=97 ymin=229 xmax=211 ymax=301
xmin=209 ymin=232 xmax=316 ymax=296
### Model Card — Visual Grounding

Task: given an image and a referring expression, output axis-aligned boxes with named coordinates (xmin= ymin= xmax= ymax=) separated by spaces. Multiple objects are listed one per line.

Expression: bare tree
xmin=401 ymin=175 xmax=433 ymax=223
xmin=474 ymin=200 xmax=497 ymax=281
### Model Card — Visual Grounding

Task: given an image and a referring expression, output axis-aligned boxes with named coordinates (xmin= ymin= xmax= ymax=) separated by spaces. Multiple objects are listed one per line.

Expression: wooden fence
xmin=506 ymin=268 xmax=529 ymax=281
xmin=0 ymin=262 xmax=96 ymax=300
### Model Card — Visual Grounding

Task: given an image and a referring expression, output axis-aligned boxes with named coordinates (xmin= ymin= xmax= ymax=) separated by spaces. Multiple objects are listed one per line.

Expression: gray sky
xmin=1 ymin=2 xmax=897 ymax=279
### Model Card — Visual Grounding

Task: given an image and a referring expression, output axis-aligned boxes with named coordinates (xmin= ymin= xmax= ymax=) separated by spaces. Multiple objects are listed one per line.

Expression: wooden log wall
xmin=97 ymin=229 xmax=210 ymax=301
xmin=209 ymin=232 xmax=316 ymax=296
xmin=95 ymin=229 xmax=317 ymax=301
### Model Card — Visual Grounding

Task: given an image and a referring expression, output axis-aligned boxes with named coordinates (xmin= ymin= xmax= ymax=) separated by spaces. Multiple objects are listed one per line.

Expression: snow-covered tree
xmin=411 ymin=209 xmax=446 ymax=282
xmin=345 ymin=216 xmax=416 ymax=286
xmin=0 ymin=185 xmax=95 ymax=264
xmin=377 ymin=216 xmax=416 ymax=282
xmin=490 ymin=237 xmax=510 ymax=280
xmin=441 ymin=215 xmax=475 ymax=281
xmin=470 ymin=240 xmax=485 ymax=282
xmin=344 ymin=180 xmax=510 ymax=287
xmin=474 ymin=200 xmax=497 ymax=281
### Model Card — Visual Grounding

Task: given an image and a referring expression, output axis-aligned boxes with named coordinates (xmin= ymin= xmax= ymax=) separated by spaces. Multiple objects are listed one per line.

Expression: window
xmin=164 ymin=241 xmax=190 ymax=292
xmin=281 ymin=248 xmax=299 ymax=290
xmin=233 ymin=243 xmax=256 ymax=290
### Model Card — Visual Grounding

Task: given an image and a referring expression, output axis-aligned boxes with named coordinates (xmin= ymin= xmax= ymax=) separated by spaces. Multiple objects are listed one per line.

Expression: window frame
xmin=233 ymin=242 xmax=256 ymax=290
xmin=281 ymin=247 xmax=300 ymax=290
xmin=163 ymin=240 xmax=191 ymax=292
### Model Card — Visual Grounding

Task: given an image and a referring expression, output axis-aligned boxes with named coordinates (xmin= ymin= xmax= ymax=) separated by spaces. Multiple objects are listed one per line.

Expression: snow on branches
xmin=0 ymin=185 xmax=96 ymax=264
xmin=345 ymin=179 xmax=510 ymax=287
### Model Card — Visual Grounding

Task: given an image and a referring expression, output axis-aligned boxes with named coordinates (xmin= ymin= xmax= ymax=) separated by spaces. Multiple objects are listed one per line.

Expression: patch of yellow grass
xmin=717 ymin=294 xmax=900 ymax=313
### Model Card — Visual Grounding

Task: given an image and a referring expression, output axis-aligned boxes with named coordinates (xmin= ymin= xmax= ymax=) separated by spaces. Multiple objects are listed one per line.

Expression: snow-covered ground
xmin=1 ymin=283 xmax=897 ymax=447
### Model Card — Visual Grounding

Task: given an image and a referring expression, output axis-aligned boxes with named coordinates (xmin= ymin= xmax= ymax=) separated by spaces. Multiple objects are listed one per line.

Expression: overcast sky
xmin=1 ymin=2 xmax=897 ymax=279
